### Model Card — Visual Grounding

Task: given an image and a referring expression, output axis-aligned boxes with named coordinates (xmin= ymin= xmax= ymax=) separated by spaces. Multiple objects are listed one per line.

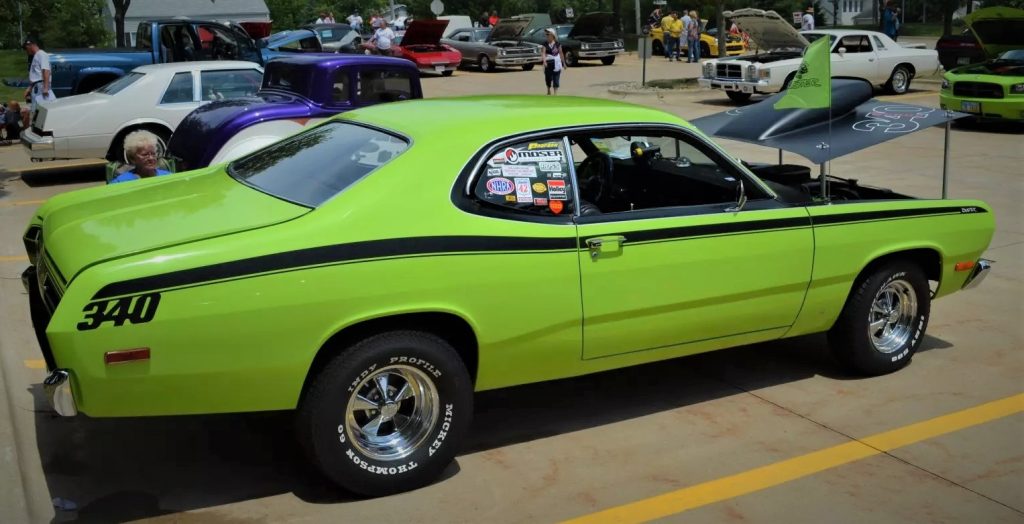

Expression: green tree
xmin=42 ymin=0 xmax=109 ymax=48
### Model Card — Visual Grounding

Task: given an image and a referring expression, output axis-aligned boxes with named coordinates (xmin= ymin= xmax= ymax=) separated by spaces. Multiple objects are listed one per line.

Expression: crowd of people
xmin=648 ymin=8 xmax=703 ymax=63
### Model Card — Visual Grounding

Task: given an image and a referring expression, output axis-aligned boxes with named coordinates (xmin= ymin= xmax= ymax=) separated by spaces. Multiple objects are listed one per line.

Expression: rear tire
xmin=828 ymin=261 xmax=931 ymax=376
xmin=297 ymin=331 xmax=473 ymax=496
xmin=885 ymin=65 xmax=913 ymax=94
xmin=725 ymin=91 xmax=752 ymax=103
xmin=600 ymin=56 xmax=615 ymax=65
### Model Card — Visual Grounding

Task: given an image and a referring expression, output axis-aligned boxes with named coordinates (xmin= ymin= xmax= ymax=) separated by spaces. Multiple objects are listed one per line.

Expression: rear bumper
xmin=962 ymin=259 xmax=993 ymax=290
xmin=21 ymin=128 xmax=55 ymax=160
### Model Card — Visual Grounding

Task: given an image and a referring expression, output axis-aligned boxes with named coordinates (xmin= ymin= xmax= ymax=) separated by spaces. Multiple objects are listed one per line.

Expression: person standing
xmin=23 ymin=40 xmax=56 ymax=112
xmin=801 ymin=7 xmax=815 ymax=31
xmin=478 ymin=11 xmax=491 ymax=27
xmin=661 ymin=11 xmax=676 ymax=60
xmin=489 ymin=11 xmax=499 ymax=27
xmin=669 ymin=13 xmax=684 ymax=62
xmin=882 ymin=1 xmax=898 ymax=40
xmin=347 ymin=11 xmax=363 ymax=33
xmin=367 ymin=19 xmax=396 ymax=55
xmin=541 ymin=28 xmax=563 ymax=95
xmin=686 ymin=11 xmax=701 ymax=63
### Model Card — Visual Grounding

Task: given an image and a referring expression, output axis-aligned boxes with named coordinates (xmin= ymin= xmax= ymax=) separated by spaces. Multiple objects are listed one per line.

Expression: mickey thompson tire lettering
xmin=298 ymin=330 xmax=473 ymax=496
xmin=828 ymin=261 xmax=931 ymax=376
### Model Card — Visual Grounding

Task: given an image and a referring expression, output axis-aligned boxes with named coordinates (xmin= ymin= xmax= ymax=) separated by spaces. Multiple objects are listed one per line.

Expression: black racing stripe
xmin=811 ymin=206 xmax=987 ymax=226
xmin=583 ymin=216 xmax=812 ymax=246
xmin=92 ymin=235 xmax=577 ymax=299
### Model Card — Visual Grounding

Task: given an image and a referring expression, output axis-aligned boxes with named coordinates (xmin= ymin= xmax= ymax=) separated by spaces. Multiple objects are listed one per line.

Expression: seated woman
xmin=109 ymin=130 xmax=172 ymax=184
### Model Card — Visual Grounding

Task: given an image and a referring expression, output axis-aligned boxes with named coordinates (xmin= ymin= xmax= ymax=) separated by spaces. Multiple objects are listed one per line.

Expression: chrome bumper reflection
xmin=962 ymin=259 xmax=993 ymax=290
xmin=44 ymin=369 xmax=77 ymax=416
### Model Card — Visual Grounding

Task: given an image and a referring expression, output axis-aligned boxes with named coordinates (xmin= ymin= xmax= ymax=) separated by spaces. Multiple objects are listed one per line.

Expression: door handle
xmin=586 ymin=235 xmax=626 ymax=259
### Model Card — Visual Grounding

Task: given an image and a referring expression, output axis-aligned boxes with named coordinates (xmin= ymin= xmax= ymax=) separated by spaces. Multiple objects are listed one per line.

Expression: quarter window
xmin=160 ymin=72 xmax=194 ymax=103
xmin=331 ymin=70 xmax=351 ymax=103
xmin=473 ymin=138 xmax=575 ymax=217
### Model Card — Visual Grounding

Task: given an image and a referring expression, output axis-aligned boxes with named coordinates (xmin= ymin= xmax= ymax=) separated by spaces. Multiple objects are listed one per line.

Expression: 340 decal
xmin=77 ymin=293 xmax=161 ymax=331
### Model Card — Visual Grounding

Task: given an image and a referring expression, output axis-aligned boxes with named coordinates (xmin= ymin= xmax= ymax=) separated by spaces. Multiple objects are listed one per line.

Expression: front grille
xmin=716 ymin=63 xmax=743 ymax=79
xmin=503 ymin=47 xmax=536 ymax=56
xmin=953 ymin=82 xmax=1004 ymax=99
xmin=588 ymin=42 xmax=617 ymax=50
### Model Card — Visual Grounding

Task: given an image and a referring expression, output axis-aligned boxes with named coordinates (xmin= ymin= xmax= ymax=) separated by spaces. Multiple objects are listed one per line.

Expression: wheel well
xmin=896 ymin=63 xmax=916 ymax=76
xmin=299 ymin=312 xmax=479 ymax=405
xmin=856 ymin=248 xmax=941 ymax=287
xmin=75 ymin=74 xmax=119 ymax=94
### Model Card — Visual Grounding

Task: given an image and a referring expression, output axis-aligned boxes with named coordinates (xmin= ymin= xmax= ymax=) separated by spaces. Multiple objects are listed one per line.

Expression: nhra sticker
xmin=487 ymin=168 xmax=502 ymax=177
xmin=486 ymin=177 xmax=515 ymax=195
xmin=503 ymin=147 xmax=564 ymax=164
xmin=514 ymin=178 xmax=533 ymax=203
xmin=502 ymin=164 xmax=537 ymax=178
xmin=528 ymin=141 xmax=560 ymax=150
xmin=547 ymin=179 xmax=568 ymax=201
xmin=538 ymin=162 xmax=563 ymax=173
xmin=532 ymin=182 xmax=547 ymax=193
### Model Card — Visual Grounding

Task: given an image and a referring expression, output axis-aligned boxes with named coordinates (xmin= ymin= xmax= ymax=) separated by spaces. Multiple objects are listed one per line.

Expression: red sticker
xmin=549 ymin=200 xmax=564 ymax=214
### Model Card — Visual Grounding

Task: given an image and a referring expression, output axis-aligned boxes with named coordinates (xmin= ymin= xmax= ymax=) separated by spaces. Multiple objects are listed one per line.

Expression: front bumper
xmin=698 ymin=78 xmax=771 ymax=93
xmin=962 ymin=259 xmax=993 ymax=290
xmin=939 ymin=93 xmax=1024 ymax=122
xmin=579 ymin=49 xmax=623 ymax=58
xmin=21 ymin=128 xmax=55 ymax=160
xmin=495 ymin=56 xmax=541 ymax=66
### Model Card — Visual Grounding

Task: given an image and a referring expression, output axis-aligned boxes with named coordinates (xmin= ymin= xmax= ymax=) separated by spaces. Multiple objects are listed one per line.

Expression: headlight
xmin=581 ymin=43 xmax=590 ymax=50
xmin=746 ymin=64 xmax=757 ymax=80
xmin=616 ymin=39 xmax=624 ymax=47
xmin=498 ymin=49 xmax=506 ymax=55
xmin=703 ymin=62 xmax=714 ymax=78
xmin=1011 ymin=83 xmax=1024 ymax=94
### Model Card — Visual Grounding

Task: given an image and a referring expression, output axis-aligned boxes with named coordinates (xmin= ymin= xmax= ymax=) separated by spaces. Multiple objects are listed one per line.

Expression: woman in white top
xmin=540 ymin=28 xmax=564 ymax=95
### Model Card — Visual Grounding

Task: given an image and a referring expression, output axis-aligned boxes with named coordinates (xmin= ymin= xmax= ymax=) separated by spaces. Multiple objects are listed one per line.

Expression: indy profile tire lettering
xmin=298 ymin=331 xmax=473 ymax=496
xmin=828 ymin=261 xmax=930 ymax=376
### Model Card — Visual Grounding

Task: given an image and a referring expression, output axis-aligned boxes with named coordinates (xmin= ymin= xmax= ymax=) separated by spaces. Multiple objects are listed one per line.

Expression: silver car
xmin=441 ymin=21 xmax=542 ymax=72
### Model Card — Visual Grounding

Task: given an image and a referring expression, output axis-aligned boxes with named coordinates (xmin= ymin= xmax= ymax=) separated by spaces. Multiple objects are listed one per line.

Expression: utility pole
xmin=17 ymin=0 xmax=24 ymax=44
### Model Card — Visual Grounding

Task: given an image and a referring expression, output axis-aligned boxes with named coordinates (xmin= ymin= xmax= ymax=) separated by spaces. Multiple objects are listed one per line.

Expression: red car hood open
xmin=401 ymin=20 xmax=447 ymax=46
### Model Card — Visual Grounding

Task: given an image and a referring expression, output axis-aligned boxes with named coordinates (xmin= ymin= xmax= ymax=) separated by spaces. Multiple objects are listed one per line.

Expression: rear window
xmin=95 ymin=72 xmax=143 ymax=95
xmin=228 ymin=122 xmax=409 ymax=207
xmin=263 ymin=63 xmax=313 ymax=94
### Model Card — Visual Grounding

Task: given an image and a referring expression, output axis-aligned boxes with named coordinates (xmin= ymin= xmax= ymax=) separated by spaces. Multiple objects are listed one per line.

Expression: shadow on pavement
xmin=30 ymin=332 xmax=951 ymax=520
xmin=20 ymin=166 xmax=105 ymax=188
xmin=952 ymin=120 xmax=1024 ymax=135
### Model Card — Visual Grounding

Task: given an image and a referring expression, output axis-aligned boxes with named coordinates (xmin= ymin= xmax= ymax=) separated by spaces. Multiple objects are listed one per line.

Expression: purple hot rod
xmin=167 ymin=54 xmax=421 ymax=170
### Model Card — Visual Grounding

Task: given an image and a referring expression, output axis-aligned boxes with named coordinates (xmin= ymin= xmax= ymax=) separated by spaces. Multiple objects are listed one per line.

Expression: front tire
xmin=564 ymin=50 xmax=579 ymax=67
xmin=828 ymin=261 xmax=931 ymax=376
xmin=885 ymin=65 xmax=913 ymax=94
xmin=600 ymin=56 xmax=615 ymax=65
xmin=725 ymin=90 xmax=752 ymax=103
xmin=522 ymin=63 xmax=535 ymax=71
xmin=441 ymin=70 xmax=454 ymax=77
xmin=479 ymin=55 xmax=494 ymax=72
xmin=297 ymin=331 xmax=473 ymax=496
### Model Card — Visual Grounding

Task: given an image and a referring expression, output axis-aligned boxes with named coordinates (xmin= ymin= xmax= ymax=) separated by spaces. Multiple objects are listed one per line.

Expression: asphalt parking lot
xmin=1 ymin=52 xmax=1022 ymax=523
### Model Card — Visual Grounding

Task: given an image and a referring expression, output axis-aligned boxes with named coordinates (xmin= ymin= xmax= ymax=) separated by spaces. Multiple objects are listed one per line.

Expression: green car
xmin=939 ymin=7 xmax=1024 ymax=122
xmin=23 ymin=97 xmax=994 ymax=496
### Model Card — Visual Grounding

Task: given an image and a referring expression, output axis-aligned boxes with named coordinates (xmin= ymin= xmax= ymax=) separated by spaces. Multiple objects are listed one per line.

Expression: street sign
xmin=430 ymin=0 xmax=444 ymax=15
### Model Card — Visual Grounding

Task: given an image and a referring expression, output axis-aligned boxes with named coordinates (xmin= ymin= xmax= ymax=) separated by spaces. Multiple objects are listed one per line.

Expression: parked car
xmin=522 ymin=12 xmax=625 ymax=66
xmin=699 ymin=8 xmax=940 ymax=102
xmin=23 ymin=96 xmax=993 ymax=497
xmin=392 ymin=20 xmax=462 ymax=76
xmin=21 ymin=61 xmax=263 ymax=163
xmin=936 ymin=7 xmax=1024 ymax=70
xmin=441 ymin=19 xmax=542 ymax=72
xmin=649 ymin=19 xmax=747 ymax=58
xmin=304 ymin=23 xmax=363 ymax=53
xmin=940 ymin=48 xmax=1024 ymax=122
xmin=260 ymin=29 xmax=324 ymax=54
xmin=47 ymin=19 xmax=268 ymax=98
xmin=167 ymin=55 xmax=421 ymax=170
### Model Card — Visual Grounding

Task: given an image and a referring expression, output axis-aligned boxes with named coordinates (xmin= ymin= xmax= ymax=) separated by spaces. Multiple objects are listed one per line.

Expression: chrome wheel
xmin=867 ymin=279 xmax=918 ymax=353
xmin=891 ymin=68 xmax=909 ymax=93
xmin=345 ymin=365 xmax=439 ymax=461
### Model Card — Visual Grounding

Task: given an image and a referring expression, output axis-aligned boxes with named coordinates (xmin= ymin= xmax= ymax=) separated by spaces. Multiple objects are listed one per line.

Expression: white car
xmin=699 ymin=9 xmax=941 ymax=103
xmin=22 ymin=61 xmax=263 ymax=162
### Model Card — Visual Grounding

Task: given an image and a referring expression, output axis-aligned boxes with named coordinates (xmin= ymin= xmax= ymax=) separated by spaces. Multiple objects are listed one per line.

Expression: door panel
xmin=577 ymin=208 xmax=813 ymax=360
xmin=832 ymin=34 xmax=878 ymax=81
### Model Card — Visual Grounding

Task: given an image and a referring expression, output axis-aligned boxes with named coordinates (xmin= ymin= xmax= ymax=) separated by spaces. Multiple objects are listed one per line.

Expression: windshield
xmin=318 ymin=26 xmax=354 ymax=42
xmin=95 ymin=72 xmax=144 ymax=95
xmin=229 ymin=122 xmax=409 ymax=207
xmin=557 ymin=26 xmax=572 ymax=39
xmin=997 ymin=49 xmax=1024 ymax=61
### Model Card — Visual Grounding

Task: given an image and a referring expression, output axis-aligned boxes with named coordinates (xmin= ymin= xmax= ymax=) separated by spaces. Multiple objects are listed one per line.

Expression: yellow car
xmin=650 ymin=20 xmax=746 ymax=58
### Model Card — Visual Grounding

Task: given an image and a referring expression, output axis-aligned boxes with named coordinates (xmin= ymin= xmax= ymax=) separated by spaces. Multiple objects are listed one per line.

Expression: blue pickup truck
xmin=49 ymin=19 xmax=301 ymax=97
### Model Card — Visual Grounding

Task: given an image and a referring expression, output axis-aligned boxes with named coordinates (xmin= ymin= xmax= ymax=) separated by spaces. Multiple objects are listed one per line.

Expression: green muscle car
xmin=23 ymin=96 xmax=994 ymax=496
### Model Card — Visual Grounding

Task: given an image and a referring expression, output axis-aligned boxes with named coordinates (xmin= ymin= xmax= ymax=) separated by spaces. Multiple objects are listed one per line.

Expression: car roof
xmin=266 ymin=54 xmax=418 ymax=71
xmin=133 ymin=60 xmax=262 ymax=74
xmin=342 ymin=96 xmax=687 ymax=144
xmin=802 ymin=29 xmax=883 ymax=38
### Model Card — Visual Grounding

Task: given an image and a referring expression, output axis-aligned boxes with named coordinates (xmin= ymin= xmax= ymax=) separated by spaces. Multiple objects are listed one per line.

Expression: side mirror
xmin=725 ymin=179 xmax=747 ymax=213
xmin=838 ymin=46 xmax=846 ymax=57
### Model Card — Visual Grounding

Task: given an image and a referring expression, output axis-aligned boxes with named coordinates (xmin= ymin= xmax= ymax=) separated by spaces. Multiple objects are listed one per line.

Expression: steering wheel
xmin=576 ymin=152 xmax=614 ymax=204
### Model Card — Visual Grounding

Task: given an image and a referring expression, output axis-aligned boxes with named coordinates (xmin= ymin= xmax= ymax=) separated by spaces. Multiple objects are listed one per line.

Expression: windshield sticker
xmin=515 ymin=178 xmax=533 ymax=203
xmin=502 ymin=164 xmax=537 ymax=178
xmin=547 ymin=180 xmax=567 ymax=200
xmin=550 ymin=200 xmax=564 ymax=214
xmin=503 ymin=147 xmax=564 ymax=164
xmin=534 ymin=197 xmax=548 ymax=206
xmin=528 ymin=142 xmax=561 ymax=150
xmin=853 ymin=105 xmax=933 ymax=134
xmin=487 ymin=168 xmax=502 ymax=177
xmin=505 ymin=195 xmax=516 ymax=202
xmin=486 ymin=177 xmax=515 ymax=195
xmin=538 ymin=161 xmax=562 ymax=172
xmin=532 ymin=182 xmax=547 ymax=193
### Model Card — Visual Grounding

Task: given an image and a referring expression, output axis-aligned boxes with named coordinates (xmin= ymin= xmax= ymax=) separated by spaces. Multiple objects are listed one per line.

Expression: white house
xmin=101 ymin=0 xmax=270 ymax=46
xmin=820 ymin=0 xmax=873 ymax=26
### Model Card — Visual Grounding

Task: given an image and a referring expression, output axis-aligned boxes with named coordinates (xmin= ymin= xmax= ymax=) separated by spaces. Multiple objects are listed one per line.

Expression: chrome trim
xmin=44 ymin=369 xmax=78 ymax=417
xmin=962 ymin=259 xmax=993 ymax=290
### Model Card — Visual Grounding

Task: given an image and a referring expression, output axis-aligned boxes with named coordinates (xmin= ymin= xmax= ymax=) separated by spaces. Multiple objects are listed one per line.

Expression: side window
xmin=473 ymin=139 xmax=575 ymax=217
xmin=837 ymin=35 xmax=870 ymax=53
xmin=160 ymin=72 xmax=194 ymax=103
xmin=872 ymin=35 xmax=886 ymax=51
xmin=568 ymin=131 xmax=766 ymax=215
xmin=331 ymin=69 xmax=351 ymax=103
xmin=279 ymin=36 xmax=321 ymax=52
xmin=356 ymin=70 xmax=414 ymax=103
xmin=454 ymin=31 xmax=470 ymax=42
xmin=137 ymin=23 xmax=151 ymax=50
xmin=196 ymin=24 xmax=243 ymax=60
xmin=200 ymin=69 xmax=262 ymax=101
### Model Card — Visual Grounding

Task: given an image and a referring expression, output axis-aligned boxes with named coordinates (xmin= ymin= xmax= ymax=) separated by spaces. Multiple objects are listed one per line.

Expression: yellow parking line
xmin=0 ymin=199 xmax=45 ymax=207
xmin=0 ymin=255 xmax=28 ymax=262
xmin=563 ymin=392 xmax=1024 ymax=524
xmin=24 ymin=359 xmax=45 ymax=369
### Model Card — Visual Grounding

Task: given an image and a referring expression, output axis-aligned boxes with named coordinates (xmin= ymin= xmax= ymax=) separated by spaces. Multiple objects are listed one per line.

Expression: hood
xmin=963 ymin=7 xmax=1024 ymax=58
xmin=569 ymin=12 xmax=620 ymax=38
xmin=167 ymin=94 xmax=314 ymax=170
xmin=489 ymin=19 xmax=530 ymax=41
xmin=725 ymin=8 xmax=809 ymax=51
xmin=39 ymin=170 xmax=308 ymax=281
xmin=949 ymin=56 xmax=1024 ymax=77
xmin=401 ymin=20 xmax=448 ymax=46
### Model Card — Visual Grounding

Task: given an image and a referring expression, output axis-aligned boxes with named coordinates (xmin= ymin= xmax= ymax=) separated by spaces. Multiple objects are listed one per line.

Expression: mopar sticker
xmin=486 ymin=177 xmax=515 ymax=195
